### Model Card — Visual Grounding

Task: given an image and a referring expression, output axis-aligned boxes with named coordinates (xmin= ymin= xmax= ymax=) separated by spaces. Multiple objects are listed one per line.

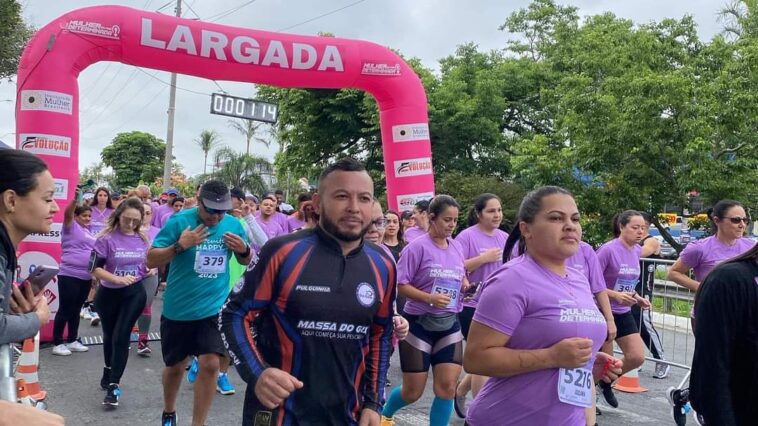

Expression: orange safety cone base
xmin=16 ymin=336 xmax=47 ymax=400
xmin=612 ymin=377 xmax=648 ymax=393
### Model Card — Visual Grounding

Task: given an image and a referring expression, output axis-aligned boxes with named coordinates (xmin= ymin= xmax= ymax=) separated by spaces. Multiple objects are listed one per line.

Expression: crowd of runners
xmin=0 ymin=149 xmax=756 ymax=426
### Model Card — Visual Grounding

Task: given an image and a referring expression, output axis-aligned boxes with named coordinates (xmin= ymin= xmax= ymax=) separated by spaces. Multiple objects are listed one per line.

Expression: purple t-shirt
xmin=466 ymin=255 xmax=607 ymax=426
xmin=59 ymin=221 xmax=96 ymax=280
xmin=403 ymin=226 xmax=426 ymax=244
xmin=454 ymin=225 xmax=508 ymax=308
xmin=93 ymin=230 xmax=150 ymax=289
xmin=566 ymin=241 xmax=606 ymax=294
xmin=286 ymin=215 xmax=306 ymax=233
xmin=397 ymin=234 xmax=466 ymax=315
xmin=89 ymin=206 xmax=112 ymax=235
xmin=596 ymin=238 xmax=641 ymax=314
xmin=146 ymin=226 xmax=160 ymax=242
xmin=255 ymin=212 xmax=286 ymax=239
xmin=679 ymin=236 xmax=755 ymax=282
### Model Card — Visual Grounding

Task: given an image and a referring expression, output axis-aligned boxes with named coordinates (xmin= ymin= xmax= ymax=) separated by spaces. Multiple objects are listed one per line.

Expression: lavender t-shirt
xmin=455 ymin=225 xmax=508 ymax=308
xmin=566 ymin=241 xmax=606 ymax=294
xmin=403 ymin=226 xmax=426 ymax=244
xmin=93 ymin=230 xmax=150 ymax=289
xmin=89 ymin=207 xmax=112 ymax=235
xmin=679 ymin=236 xmax=755 ymax=281
xmin=286 ymin=215 xmax=306 ymax=233
xmin=255 ymin=212 xmax=286 ymax=239
xmin=59 ymin=221 xmax=96 ymax=280
xmin=397 ymin=234 xmax=466 ymax=315
xmin=596 ymin=239 xmax=641 ymax=314
xmin=466 ymin=255 xmax=607 ymax=426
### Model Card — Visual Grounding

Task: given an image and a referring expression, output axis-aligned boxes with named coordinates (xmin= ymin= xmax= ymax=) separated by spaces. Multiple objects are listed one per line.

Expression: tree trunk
xmin=203 ymin=152 xmax=208 ymax=175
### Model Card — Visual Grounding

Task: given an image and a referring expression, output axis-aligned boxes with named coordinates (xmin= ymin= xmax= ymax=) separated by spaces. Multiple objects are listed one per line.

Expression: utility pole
xmin=162 ymin=0 xmax=182 ymax=191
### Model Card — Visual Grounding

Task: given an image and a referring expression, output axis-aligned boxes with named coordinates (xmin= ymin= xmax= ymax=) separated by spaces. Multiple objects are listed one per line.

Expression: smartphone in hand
xmin=19 ymin=265 xmax=59 ymax=296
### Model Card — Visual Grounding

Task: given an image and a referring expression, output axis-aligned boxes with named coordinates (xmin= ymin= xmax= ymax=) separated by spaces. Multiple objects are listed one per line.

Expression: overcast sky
xmin=0 ymin=0 xmax=725 ymax=177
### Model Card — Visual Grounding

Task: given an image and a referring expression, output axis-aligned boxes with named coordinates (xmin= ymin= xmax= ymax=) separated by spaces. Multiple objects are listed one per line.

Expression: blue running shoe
xmin=187 ymin=357 xmax=199 ymax=384
xmin=103 ymin=383 xmax=120 ymax=407
xmin=216 ymin=372 xmax=235 ymax=395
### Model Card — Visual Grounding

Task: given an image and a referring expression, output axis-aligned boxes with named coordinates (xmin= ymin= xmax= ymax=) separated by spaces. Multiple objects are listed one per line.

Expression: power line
xmin=135 ymin=68 xmax=211 ymax=96
xmin=84 ymin=85 xmax=169 ymax=140
xmin=206 ymin=0 xmax=258 ymax=22
xmin=155 ymin=0 xmax=174 ymax=12
xmin=278 ymin=0 xmax=368 ymax=32
xmin=80 ymin=67 xmax=141 ymax=131
xmin=183 ymin=0 xmax=201 ymax=19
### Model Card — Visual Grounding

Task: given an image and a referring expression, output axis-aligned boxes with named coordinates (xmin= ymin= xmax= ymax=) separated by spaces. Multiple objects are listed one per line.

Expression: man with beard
xmin=220 ymin=158 xmax=396 ymax=426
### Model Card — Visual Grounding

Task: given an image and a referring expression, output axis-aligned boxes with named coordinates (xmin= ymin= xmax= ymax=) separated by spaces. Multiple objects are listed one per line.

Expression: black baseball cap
xmin=230 ymin=187 xmax=245 ymax=201
xmin=199 ymin=180 xmax=232 ymax=210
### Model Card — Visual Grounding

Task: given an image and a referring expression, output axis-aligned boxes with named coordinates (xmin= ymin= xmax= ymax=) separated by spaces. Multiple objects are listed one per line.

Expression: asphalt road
xmin=35 ymin=294 xmax=697 ymax=426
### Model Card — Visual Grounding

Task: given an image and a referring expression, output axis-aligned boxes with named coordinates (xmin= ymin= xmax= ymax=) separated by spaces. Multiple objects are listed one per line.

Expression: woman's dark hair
xmin=99 ymin=197 xmax=147 ymax=242
xmin=708 ymin=199 xmax=744 ymax=234
xmin=0 ymin=150 xmax=49 ymax=197
xmin=92 ymin=187 xmax=114 ymax=209
xmin=74 ymin=205 xmax=92 ymax=216
xmin=466 ymin=193 xmax=501 ymax=228
xmin=428 ymin=195 xmax=460 ymax=221
xmin=170 ymin=197 xmax=185 ymax=207
xmin=414 ymin=199 xmax=430 ymax=213
xmin=503 ymin=186 xmax=573 ymax=262
xmin=612 ymin=210 xmax=643 ymax=238
xmin=385 ymin=209 xmax=404 ymax=243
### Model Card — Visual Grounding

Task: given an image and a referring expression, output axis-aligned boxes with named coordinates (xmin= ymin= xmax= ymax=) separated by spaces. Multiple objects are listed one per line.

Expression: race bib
xmin=194 ymin=249 xmax=226 ymax=274
xmin=614 ymin=278 xmax=637 ymax=293
xmin=431 ymin=279 xmax=460 ymax=308
xmin=113 ymin=266 xmax=138 ymax=278
xmin=558 ymin=361 xmax=593 ymax=408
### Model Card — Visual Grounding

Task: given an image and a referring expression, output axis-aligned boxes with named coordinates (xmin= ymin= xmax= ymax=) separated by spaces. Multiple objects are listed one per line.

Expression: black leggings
xmin=53 ymin=275 xmax=92 ymax=345
xmin=94 ymin=281 xmax=146 ymax=385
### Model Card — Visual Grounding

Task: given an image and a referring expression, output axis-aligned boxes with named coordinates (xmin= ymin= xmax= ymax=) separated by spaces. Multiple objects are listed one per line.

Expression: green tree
xmin=213 ymin=147 xmax=270 ymax=195
xmin=228 ymin=118 xmax=270 ymax=155
xmin=79 ymin=161 xmax=116 ymax=189
xmin=195 ymin=129 xmax=223 ymax=175
xmin=101 ymin=131 xmax=166 ymax=189
xmin=0 ymin=1 xmax=33 ymax=80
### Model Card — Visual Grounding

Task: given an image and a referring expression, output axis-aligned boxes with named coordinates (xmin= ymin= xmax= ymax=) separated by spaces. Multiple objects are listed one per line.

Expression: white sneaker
xmin=66 ymin=341 xmax=89 ymax=352
xmin=52 ymin=344 xmax=72 ymax=356
xmin=654 ymin=363 xmax=670 ymax=379
xmin=81 ymin=306 xmax=93 ymax=320
xmin=90 ymin=311 xmax=101 ymax=326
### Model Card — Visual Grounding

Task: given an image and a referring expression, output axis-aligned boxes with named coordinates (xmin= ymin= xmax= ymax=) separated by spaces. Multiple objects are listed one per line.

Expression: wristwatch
xmin=173 ymin=242 xmax=186 ymax=255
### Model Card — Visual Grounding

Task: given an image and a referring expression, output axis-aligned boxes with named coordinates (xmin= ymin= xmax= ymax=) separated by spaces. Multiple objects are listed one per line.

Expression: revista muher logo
xmin=392 ymin=123 xmax=429 ymax=143
xmin=397 ymin=192 xmax=434 ymax=211
xmin=394 ymin=158 xmax=433 ymax=178
xmin=20 ymin=134 xmax=72 ymax=158
xmin=20 ymin=90 xmax=73 ymax=115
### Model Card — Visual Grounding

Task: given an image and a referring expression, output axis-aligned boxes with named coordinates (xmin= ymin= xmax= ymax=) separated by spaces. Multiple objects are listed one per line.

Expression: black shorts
xmin=613 ymin=311 xmax=640 ymax=339
xmin=399 ymin=313 xmax=464 ymax=373
xmin=160 ymin=315 xmax=226 ymax=366
xmin=459 ymin=306 xmax=476 ymax=340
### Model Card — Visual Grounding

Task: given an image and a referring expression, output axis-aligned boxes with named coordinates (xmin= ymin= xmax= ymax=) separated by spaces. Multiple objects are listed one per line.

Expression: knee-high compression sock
xmin=429 ymin=396 xmax=454 ymax=426
xmin=381 ymin=386 xmax=409 ymax=418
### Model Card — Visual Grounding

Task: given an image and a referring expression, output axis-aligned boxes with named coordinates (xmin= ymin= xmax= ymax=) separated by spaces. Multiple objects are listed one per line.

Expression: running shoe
xmin=693 ymin=411 xmax=705 ymax=425
xmin=654 ymin=363 xmax=670 ymax=379
xmin=379 ymin=416 xmax=395 ymax=426
xmin=81 ymin=306 xmax=93 ymax=320
xmin=216 ymin=372 xmax=236 ymax=395
xmin=100 ymin=367 xmax=112 ymax=391
xmin=89 ymin=310 xmax=101 ymax=326
xmin=454 ymin=391 xmax=467 ymax=419
xmin=598 ymin=381 xmax=618 ymax=408
xmin=162 ymin=411 xmax=178 ymax=426
xmin=666 ymin=386 xmax=689 ymax=426
xmin=137 ymin=341 xmax=152 ymax=357
xmin=66 ymin=340 xmax=89 ymax=352
xmin=52 ymin=344 xmax=71 ymax=356
xmin=187 ymin=357 xmax=199 ymax=384
xmin=103 ymin=383 xmax=120 ymax=407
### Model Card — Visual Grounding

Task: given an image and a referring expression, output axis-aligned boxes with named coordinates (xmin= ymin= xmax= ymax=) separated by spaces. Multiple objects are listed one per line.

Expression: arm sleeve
xmin=93 ymin=236 xmax=110 ymax=259
xmin=361 ymin=252 xmax=397 ymax=413
xmin=584 ymin=247 xmax=607 ymax=295
xmin=678 ymin=241 xmax=701 ymax=271
xmin=152 ymin=216 xmax=180 ymax=248
xmin=243 ymin=214 xmax=268 ymax=248
xmin=0 ymin=257 xmax=40 ymax=344
xmin=395 ymin=243 xmax=418 ymax=285
xmin=219 ymin=239 xmax=283 ymax=388
xmin=689 ymin=265 xmax=743 ymax=426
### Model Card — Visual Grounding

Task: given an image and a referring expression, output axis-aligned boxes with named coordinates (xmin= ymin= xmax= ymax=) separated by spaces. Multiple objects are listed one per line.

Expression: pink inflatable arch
xmin=15 ymin=5 xmax=434 ymax=340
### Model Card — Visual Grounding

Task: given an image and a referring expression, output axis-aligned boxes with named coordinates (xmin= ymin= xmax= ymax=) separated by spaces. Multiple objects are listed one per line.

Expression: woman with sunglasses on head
xmin=89 ymin=187 xmax=113 ymax=235
xmin=594 ymin=210 xmax=651 ymax=409
xmin=381 ymin=195 xmax=469 ymax=426
xmin=89 ymin=198 xmax=150 ymax=407
xmin=689 ymin=241 xmax=758 ymax=426
xmin=463 ymin=187 xmax=622 ymax=426
xmin=52 ymin=189 xmax=95 ymax=356
xmin=668 ymin=200 xmax=754 ymax=294
xmin=452 ymin=193 xmax=508 ymax=418
xmin=383 ymin=210 xmax=405 ymax=262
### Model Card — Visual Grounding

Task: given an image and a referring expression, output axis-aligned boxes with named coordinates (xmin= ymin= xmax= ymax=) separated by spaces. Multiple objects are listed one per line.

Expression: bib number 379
xmin=557 ymin=364 xmax=593 ymax=408
xmin=194 ymin=249 xmax=226 ymax=274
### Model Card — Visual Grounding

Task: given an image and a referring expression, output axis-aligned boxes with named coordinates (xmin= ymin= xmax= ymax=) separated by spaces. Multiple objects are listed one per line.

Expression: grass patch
xmin=652 ymin=296 xmax=691 ymax=317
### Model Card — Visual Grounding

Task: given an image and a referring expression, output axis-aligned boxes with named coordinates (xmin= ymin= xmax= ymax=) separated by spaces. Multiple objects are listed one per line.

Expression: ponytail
xmin=503 ymin=223 xmax=522 ymax=263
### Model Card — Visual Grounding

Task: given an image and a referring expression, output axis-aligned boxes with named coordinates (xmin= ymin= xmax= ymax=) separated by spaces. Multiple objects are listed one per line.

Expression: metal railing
xmin=0 ymin=343 xmax=16 ymax=401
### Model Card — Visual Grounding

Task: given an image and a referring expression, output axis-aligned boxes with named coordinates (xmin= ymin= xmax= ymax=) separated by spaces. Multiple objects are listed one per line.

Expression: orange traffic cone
xmin=612 ymin=367 xmax=648 ymax=393
xmin=16 ymin=334 xmax=47 ymax=400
